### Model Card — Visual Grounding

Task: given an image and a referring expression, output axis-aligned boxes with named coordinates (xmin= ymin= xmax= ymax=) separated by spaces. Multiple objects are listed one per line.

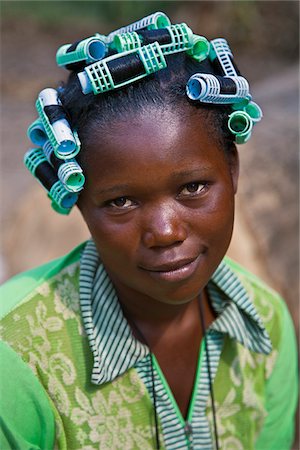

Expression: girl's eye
xmin=108 ymin=197 xmax=135 ymax=209
xmin=179 ymin=182 xmax=207 ymax=197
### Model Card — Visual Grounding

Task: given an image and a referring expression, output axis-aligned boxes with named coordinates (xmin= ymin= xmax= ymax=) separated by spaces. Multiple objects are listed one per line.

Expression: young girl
xmin=0 ymin=12 xmax=297 ymax=450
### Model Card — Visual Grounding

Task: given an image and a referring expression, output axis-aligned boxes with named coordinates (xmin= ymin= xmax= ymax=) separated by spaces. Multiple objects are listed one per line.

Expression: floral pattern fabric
xmin=1 ymin=262 xmax=160 ymax=450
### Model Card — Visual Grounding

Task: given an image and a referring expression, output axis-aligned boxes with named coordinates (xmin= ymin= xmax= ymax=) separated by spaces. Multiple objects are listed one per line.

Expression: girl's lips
xmin=139 ymin=256 xmax=201 ymax=282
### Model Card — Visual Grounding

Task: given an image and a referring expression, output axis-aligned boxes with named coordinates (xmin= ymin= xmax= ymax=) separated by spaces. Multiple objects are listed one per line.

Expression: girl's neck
xmin=112 ymin=282 xmax=215 ymax=345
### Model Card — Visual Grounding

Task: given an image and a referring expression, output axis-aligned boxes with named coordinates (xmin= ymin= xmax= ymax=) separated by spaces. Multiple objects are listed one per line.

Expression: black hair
xmin=60 ymin=52 xmax=236 ymax=163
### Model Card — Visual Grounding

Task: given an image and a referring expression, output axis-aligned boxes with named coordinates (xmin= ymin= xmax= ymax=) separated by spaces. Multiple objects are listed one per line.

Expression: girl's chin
xmin=143 ymin=282 xmax=207 ymax=306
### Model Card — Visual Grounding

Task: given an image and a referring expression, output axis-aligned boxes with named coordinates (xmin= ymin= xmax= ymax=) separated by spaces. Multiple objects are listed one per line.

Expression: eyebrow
xmin=92 ymin=184 xmax=131 ymax=197
xmin=92 ymin=167 xmax=212 ymax=197
xmin=170 ymin=167 xmax=212 ymax=181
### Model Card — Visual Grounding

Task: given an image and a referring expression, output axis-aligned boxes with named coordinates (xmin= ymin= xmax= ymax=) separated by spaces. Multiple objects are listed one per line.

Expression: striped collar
xmin=79 ymin=240 xmax=272 ymax=385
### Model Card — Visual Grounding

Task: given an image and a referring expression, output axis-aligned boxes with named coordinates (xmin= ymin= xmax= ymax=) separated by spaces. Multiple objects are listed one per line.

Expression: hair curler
xmin=244 ymin=101 xmax=263 ymax=123
xmin=151 ymin=23 xmax=194 ymax=55
xmin=209 ymin=38 xmax=240 ymax=77
xmin=113 ymin=31 xmax=142 ymax=53
xmin=36 ymin=88 xmax=80 ymax=160
xmin=56 ymin=36 xmax=107 ymax=70
xmin=24 ymin=147 xmax=78 ymax=213
xmin=27 ymin=118 xmax=48 ymax=147
xmin=186 ymin=35 xmax=210 ymax=62
xmin=94 ymin=33 xmax=109 ymax=43
xmin=43 ymin=140 xmax=85 ymax=193
xmin=107 ymin=12 xmax=171 ymax=42
xmin=186 ymin=73 xmax=250 ymax=104
xmin=113 ymin=23 xmax=196 ymax=56
xmin=78 ymin=42 xmax=167 ymax=95
xmin=228 ymin=110 xmax=253 ymax=144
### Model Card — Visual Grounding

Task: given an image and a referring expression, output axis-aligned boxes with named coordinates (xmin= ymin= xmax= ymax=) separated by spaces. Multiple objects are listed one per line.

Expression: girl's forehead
xmin=82 ymin=108 xmax=227 ymax=187
xmin=85 ymin=105 xmax=215 ymax=159
xmin=110 ymin=108 xmax=183 ymax=146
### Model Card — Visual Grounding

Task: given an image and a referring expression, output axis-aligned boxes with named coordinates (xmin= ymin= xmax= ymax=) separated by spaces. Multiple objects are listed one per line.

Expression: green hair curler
xmin=228 ymin=110 xmax=253 ymax=144
xmin=78 ymin=42 xmax=167 ymax=95
xmin=24 ymin=146 xmax=48 ymax=175
xmin=113 ymin=31 xmax=142 ymax=53
xmin=57 ymin=161 xmax=85 ymax=193
xmin=36 ymin=88 xmax=81 ymax=160
xmin=43 ymin=140 xmax=85 ymax=193
xmin=24 ymin=147 xmax=78 ymax=213
xmin=27 ymin=118 xmax=48 ymax=147
xmin=244 ymin=101 xmax=263 ymax=123
xmin=50 ymin=201 xmax=73 ymax=215
xmin=56 ymin=36 xmax=107 ymax=69
xmin=49 ymin=180 xmax=78 ymax=210
xmin=160 ymin=23 xmax=194 ymax=55
xmin=113 ymin=23 xmax=195 ymax=56
xmin=186 ymin=35 xmax=210 ymax=62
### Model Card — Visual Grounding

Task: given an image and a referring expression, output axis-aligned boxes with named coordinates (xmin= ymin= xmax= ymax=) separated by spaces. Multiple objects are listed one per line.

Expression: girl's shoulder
xmin=224 ymin=256 xmax=294 ymax=350
xmin=0 ymin=241 xmax=86 ymax=321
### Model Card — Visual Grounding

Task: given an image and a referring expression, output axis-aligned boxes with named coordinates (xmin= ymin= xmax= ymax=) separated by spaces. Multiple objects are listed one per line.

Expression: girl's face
xmin=78 ymin=107 xmax=239 ymax=306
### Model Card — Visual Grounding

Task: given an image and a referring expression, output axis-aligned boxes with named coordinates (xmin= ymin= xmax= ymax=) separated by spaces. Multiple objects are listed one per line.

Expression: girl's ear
xmin=227 ymin=144 xmax=239 ymax=194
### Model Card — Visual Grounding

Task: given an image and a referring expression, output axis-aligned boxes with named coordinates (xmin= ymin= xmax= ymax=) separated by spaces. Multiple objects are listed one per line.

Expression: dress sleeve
xmin=0 ymin=340 xmax=56 ymax=450
xmin=255 ymin=301 xmax=298 ymax=450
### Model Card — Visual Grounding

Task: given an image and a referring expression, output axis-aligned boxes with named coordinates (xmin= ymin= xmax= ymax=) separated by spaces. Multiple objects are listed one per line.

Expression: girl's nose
xmin=141 ymin=202 xmax=188 ymax=249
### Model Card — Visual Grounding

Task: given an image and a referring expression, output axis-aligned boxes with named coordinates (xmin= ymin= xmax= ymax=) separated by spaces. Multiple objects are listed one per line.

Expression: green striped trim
xmin=79 ymin=240 xmax=149 ymax=384
xmin=135 ymin=335 xmax=223 ymax=449
xmin=207 ymin=262 xmax=272 ymax=354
